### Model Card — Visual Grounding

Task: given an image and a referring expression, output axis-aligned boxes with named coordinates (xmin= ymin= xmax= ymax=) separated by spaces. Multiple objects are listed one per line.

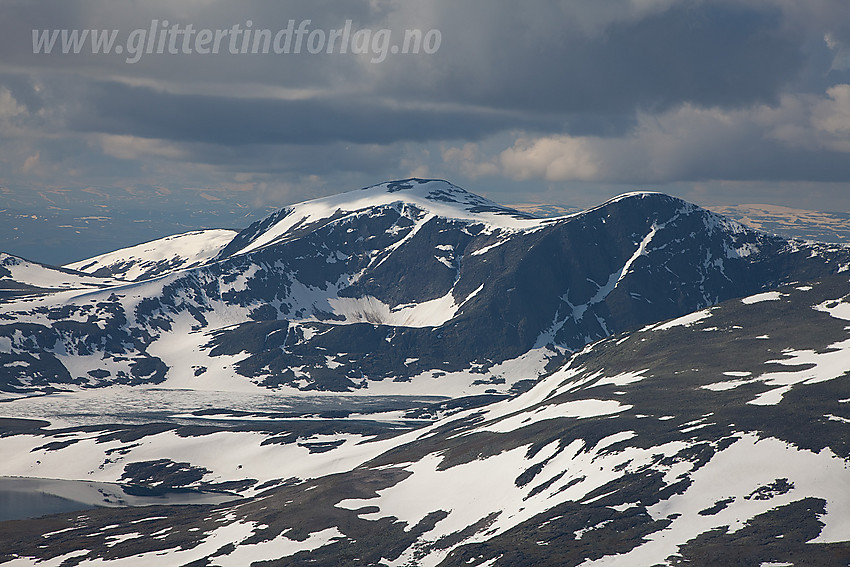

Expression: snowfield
xmin=66 ymin=229 xmax=238 ymax=282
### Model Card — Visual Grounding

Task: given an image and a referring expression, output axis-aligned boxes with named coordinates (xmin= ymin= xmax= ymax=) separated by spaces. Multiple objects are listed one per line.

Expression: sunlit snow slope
xmin=65 ymin=229 xmax=238 ymax=282
xmin=0 ymin=253 xmax=121 ymax=300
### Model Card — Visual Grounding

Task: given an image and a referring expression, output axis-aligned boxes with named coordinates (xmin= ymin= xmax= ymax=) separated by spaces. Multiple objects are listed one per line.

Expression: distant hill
xmin=65 ymin=229 xmax=238 ymax=282
xmin=708 ymin=203 xmax=850 ymax=243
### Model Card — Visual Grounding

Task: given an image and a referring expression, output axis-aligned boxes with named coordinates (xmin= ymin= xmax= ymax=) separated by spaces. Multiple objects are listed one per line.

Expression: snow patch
xmin=654 ymin=309 xmax=713 ymax=331
xmin=480 ymin=399 xmax=632 ymax=434
xmin=815 ymin=298 xmax=850 ymax=321
xmin=741 ymin=291 xmax=784 ymax=304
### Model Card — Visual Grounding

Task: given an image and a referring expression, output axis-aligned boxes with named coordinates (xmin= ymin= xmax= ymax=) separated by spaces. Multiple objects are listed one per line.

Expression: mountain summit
xmin=216 ymin=178 xmax=538 ymax=259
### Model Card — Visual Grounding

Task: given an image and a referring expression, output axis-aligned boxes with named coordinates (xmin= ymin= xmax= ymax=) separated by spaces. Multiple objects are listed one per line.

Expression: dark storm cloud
xmin=142 ymin=139 xmax=409 ymax=176
xmin=3 ymin=0 xmax=819 ymax=141
xmin=687 ymin=144 xmax=850 ymax=184
xmin=644 ymin=135 xmax=850 ymax=184
xmin=8 ymin=1 xmax=813 ymax=138
xmin=378 ymin=2 xmax=805 ymax=118
xmin=68 ymin=81 xmax=557 ymax=146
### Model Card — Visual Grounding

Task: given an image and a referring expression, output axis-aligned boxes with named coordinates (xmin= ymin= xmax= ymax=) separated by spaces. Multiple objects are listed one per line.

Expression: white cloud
xmin=0 ymin=88 xmax=26 ymax=120
xmin=98 ymin=134 xmax=189 ymax=161
xmin=21 ymin=152 xmax=40 ymax=174
xmin=442 ymin=85 xmax=850 ymax=185
xmin=441 ymin=143 xmax=499 ymax=178
xmin=825 ymin=33 xmax=850 ymax=71
xmin=812 ymin=84 xmax=850 ymax=151
xmin=499 ymin=136 xmax=600 ymax=181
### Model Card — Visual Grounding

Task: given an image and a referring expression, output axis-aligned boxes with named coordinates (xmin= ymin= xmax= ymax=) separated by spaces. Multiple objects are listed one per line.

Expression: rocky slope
xmin=1 ymin=274 xmax=849 ymax=565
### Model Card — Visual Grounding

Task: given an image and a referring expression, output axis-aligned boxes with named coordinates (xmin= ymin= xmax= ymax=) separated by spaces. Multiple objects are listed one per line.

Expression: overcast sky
xmin=2 ymin=0 xmax=850 ymax=213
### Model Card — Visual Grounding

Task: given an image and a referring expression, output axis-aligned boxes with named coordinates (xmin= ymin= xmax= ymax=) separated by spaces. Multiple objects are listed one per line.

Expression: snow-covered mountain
xmin=0 ymin=252 xmax=121 ymax=301
xmin=1 ymin=273 xmax=848 ymax=566
xmin=1 ymin=178 xmax=850 ymax=397
xmin=65 ymin=229 xmax=238 ymax=282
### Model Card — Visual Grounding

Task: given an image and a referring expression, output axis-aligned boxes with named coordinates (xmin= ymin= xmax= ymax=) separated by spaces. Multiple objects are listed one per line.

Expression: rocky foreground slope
xmin=1 ymin=274 xmax=849 ymax=565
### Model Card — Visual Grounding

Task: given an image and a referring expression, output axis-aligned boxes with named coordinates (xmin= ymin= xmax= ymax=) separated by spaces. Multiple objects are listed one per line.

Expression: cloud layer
xmin=1 ymin=0 xmax=849 ymax=209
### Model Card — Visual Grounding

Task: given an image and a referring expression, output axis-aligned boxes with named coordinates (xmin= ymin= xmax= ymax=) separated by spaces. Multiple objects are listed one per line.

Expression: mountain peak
xmin=359 ymin=178 xmax=534 ymax=220
xmin=363 ymin=178 xmax=507 ymax=211
xmin=219 ymin=178 xmax=539 ymax=258
xmin=593 ymin=191 xmax=693 ymax=213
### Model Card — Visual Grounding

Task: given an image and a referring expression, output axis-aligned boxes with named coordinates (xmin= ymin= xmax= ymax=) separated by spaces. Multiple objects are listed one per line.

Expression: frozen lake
xmin=0 ymin=387 xmax=448 ymax=427
xmin=0 ymin=476 xmax=240 ymax=522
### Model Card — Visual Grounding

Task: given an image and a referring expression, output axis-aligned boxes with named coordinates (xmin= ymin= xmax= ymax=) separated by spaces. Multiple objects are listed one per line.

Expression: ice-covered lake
xmin=0 ymin=476 xmax=240 ymax=521
xmin=0 ymin=387 xmax=448 ymax=427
